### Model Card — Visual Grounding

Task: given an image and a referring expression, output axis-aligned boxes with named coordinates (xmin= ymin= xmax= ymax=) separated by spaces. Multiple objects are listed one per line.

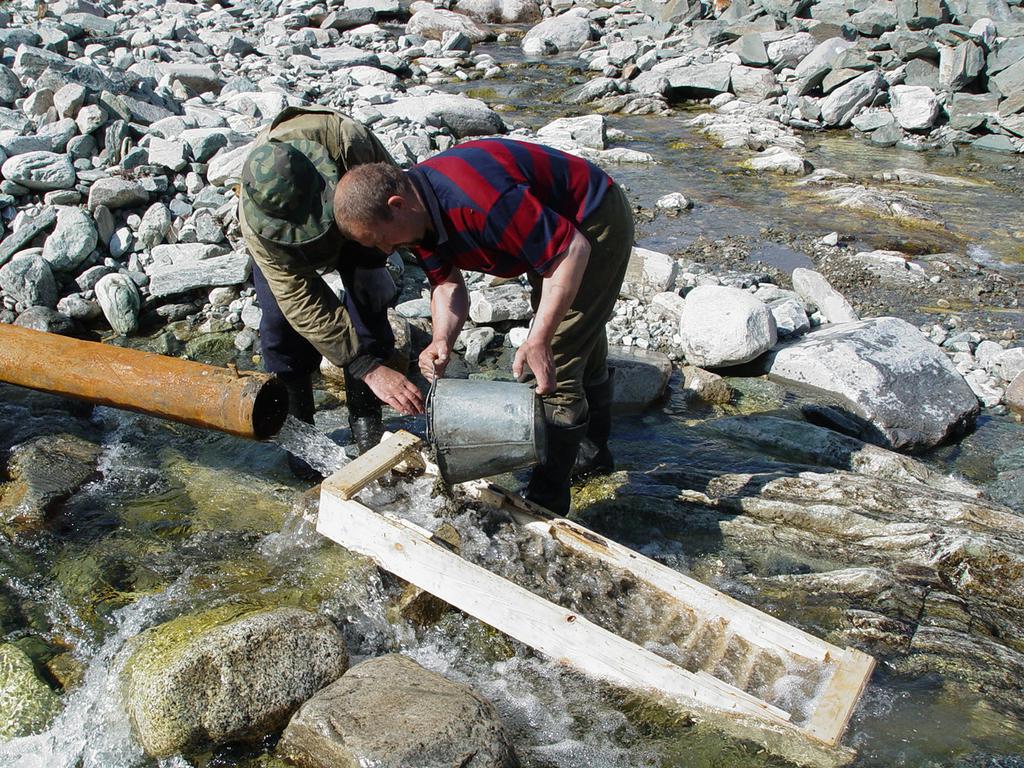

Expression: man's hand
xmin=419 ymin=339 xmax=451 ymax=381
xmin=362 ymin=365 xmax=424 ymax=415
xmin=513 ymin=337 xmax=556 ymax=395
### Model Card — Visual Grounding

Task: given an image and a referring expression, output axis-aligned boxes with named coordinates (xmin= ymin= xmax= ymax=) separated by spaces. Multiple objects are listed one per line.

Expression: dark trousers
xmin=251 ymin=265 xmax=396 ymax=377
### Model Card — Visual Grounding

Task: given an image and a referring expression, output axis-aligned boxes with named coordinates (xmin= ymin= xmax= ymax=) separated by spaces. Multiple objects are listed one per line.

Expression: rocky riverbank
xmin=0 ymin=0 xmax=1023 ymax=765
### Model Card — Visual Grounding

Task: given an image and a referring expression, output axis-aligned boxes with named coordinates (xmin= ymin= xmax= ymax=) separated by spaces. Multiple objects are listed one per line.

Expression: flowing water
xmin=2 ymin=42 xmax=1023 ymax=768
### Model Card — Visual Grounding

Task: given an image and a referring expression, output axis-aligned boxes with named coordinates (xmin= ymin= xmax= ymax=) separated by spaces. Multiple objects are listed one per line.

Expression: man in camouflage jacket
xmin=239 ymin=106 xmax=423 ymax=477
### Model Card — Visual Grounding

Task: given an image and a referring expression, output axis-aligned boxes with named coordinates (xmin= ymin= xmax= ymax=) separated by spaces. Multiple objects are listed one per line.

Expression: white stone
xmin=537 ymin=115 xmax=606 ymax=149
xmin=41 ymin=207 xmax=97 ymax=272
xmin=890 ymin=85 xmax=940 ymax=131
xmin=468 ymin=283 xmax=532 ymax=323
xmin=621 ymin=247 xmax=678 ymax=301
xmin=1 ymin=151 xmax=76 ymax=191
xmin=678 ymin=285 xmax=778 ymax=367
xmin=791 ymin=268 xmax=858 ymax=324
xmin=95 ymin=272 xmax=140 ymax=336
xmin=521 ymin=13 xmax=592 ymax=56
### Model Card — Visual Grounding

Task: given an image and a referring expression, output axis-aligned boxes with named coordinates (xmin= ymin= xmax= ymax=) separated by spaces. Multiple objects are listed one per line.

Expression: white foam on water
xmin=0 ymin=579 xmax=190 ymax=768
xmin=270 ymin=415 xmax=351 ymax=476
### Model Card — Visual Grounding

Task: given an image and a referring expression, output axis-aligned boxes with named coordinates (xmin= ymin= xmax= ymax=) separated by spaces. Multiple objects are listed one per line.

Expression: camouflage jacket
xmin=239 ymin=106 xmax=396 ymax=378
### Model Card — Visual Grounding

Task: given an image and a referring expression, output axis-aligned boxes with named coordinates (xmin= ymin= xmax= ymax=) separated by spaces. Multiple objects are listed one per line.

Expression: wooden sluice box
xmin=316 ymin=432 xmax=875 ymax=767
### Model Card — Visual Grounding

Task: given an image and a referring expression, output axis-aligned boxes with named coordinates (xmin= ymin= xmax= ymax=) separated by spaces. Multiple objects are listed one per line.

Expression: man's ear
xmin=386 ymin=194 xmax=406 ymax=212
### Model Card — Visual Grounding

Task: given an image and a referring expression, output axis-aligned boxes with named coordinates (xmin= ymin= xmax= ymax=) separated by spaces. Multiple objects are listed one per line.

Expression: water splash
xmin=0 ymin=579 xmax=191 ymax=768
xmin=269 ymin=415 xmax=351 ymax=476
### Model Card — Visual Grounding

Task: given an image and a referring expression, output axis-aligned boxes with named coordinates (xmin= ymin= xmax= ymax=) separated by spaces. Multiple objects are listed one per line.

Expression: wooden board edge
xmin=322 ymin=430 xmax=423 ymax=500
xmin=802 ymin=648 xmax=876 ymax=747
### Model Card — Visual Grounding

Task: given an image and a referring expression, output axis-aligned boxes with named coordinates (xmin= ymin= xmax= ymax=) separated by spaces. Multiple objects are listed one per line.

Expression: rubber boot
xmin=525 ymin=422 xmax=587 ymax=517
xmin=344 ymin=368 xmax=384 ymax=456
xmin=574 ymin=371 xmax=615 ymax=479
xmin=278 ymin=372 xmax=324 ymax=482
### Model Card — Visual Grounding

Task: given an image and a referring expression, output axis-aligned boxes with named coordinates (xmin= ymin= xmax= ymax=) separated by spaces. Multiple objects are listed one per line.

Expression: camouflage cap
xmin=240 ymin=139 xmax=340 ymax=246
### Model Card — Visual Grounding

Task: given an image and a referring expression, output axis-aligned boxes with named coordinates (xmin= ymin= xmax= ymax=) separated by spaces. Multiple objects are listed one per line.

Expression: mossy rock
xmin=0 ymin=643 xmax=60 ymax=740
xmin=123 ymin=606 xmax=348 ymax=758
xmin=184 ymin=332 xmax=240 ymax=365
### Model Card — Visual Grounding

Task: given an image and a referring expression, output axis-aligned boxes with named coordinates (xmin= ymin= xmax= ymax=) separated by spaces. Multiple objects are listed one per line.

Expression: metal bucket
xmin=428 ymin=379 xmax=547 ymax=484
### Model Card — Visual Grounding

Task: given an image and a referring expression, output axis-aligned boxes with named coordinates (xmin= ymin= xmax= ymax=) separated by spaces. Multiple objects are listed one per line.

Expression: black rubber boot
xmin=344 ymin=368 xmax=384 ymax=456
xmin=574 ymin=371 xmax=615 ymax=479
xmin=278 ymin=372 xmax=324 ymax=482
xmin=525 ymin=422 xmax=587 ymax=517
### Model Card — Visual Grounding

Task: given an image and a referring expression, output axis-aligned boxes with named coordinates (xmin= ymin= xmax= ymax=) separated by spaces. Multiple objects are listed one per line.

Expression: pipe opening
xmin=252 ymin=377 xmax=289 ymax=439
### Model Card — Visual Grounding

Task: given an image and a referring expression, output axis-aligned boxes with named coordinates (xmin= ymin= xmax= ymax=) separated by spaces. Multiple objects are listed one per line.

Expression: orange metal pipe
xmin=0 ymin=324 xmax=288 ymax=439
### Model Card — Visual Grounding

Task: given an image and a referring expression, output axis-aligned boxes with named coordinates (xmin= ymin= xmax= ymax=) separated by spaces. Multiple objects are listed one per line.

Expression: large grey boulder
xmin=0 ymin=253 xmax=57 ymax=308
xmin=678 ymin=285 xmax=778 ymax=367
xmin=609 ymin=346 xmax=673 ymax=408
xmin=407 ymin=8 xmax=490 ymax=42
xmin=1 ymin=151 xmax=76 ymax=191
xmin=41 ymin=207 xmax=97 ymax=273
xmin=124 ymin=607 xmax=349 ymax=758
xmin=521 ymin=12 xmax=591 ymax=55
xmin=0 ymin=207 xmax=57 ymax=268
xmin=890 ymin=84 xmax=940 ymax=130
xmin=767 ymin=317 xmax=980 ymax=451
xmin=377 ymin=95 xmax=504 ymax=138
xmin=277 ymin=654 xmax=517 ymax=768
xmin=791 ymin=267 xmax=858 ymax=323
xmin=820 ymin=70 xmax=886 ymax=126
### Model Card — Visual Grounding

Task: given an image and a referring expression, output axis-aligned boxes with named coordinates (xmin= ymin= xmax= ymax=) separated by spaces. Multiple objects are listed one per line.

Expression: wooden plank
xmin=803 ymin=648 xmax=876 ymax=747
xmin=317 ymin=492 xmax=794 ymax=726
xmin=322 ymin=430 xmax=422 ymax=500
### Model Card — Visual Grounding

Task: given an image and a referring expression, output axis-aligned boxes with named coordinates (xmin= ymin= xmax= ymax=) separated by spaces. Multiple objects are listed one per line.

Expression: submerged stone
xmin=124 ymin=606 xmax=349 ymax=757
xmin=0 ymin=644 xmax=60 ymax=739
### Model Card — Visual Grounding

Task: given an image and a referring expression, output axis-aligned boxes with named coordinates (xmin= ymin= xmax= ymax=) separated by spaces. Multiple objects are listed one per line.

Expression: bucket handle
xmin=425 ymin=368 xmax=440 ymax=447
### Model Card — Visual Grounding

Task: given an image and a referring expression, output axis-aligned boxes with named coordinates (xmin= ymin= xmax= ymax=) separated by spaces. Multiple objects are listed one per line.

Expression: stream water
xmin=1 ymin=41 xmax=1023 ymax=768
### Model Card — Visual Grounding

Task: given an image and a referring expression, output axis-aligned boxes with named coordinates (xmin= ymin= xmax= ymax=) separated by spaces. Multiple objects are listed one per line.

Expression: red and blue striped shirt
xmin=407 ymin=138 xmax=612 ymax=285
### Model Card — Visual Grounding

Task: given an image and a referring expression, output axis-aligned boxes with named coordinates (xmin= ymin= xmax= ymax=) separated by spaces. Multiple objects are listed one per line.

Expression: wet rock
xmin=678 ymin=285 xmax=777 ymax=367
xmin=621 ymin=247 xmax=678 ymax=301
xmin=768 ymin=317 xmax=980 ymax=451
xmin=41 ymin=207 xmax=97 ymax=273
xmin=608 ymin=346 xmax=672 ymax=407
xmin=95 ymin=272 xmax=140 ymax=336
xmin=1 ymin=151 xmax=76 ymax=191
xmin=124 ymin=606 xmax=348 ymax=758
xmin=0 ymin=254 xmax=57 ymax=308
xmin=741 ymin=146 xmax=811 ymax=175
xmin=971 ymin=134 xmax=1018 ymax=152
xmin=655 ymin=192 xmax=693 ymax=212
xmin=681 ymin=365 xmax=732 ymax=404
xmin=277 ymin=654 xmax=517 ymax=768
xmin=0 ymin=433 xmax=101 ymax=526
xmin=0 ymin=644 xmax=60 ymax=739
xmin=521 ymin=12 xmax=591 ymax=55
xmin=817 ymin=184 xmax=938 ymax=225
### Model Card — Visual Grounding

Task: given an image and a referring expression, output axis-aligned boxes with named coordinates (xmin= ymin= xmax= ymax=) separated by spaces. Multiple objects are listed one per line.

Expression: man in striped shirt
xmin=334 ymin=138 xmax=634 ymax=515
